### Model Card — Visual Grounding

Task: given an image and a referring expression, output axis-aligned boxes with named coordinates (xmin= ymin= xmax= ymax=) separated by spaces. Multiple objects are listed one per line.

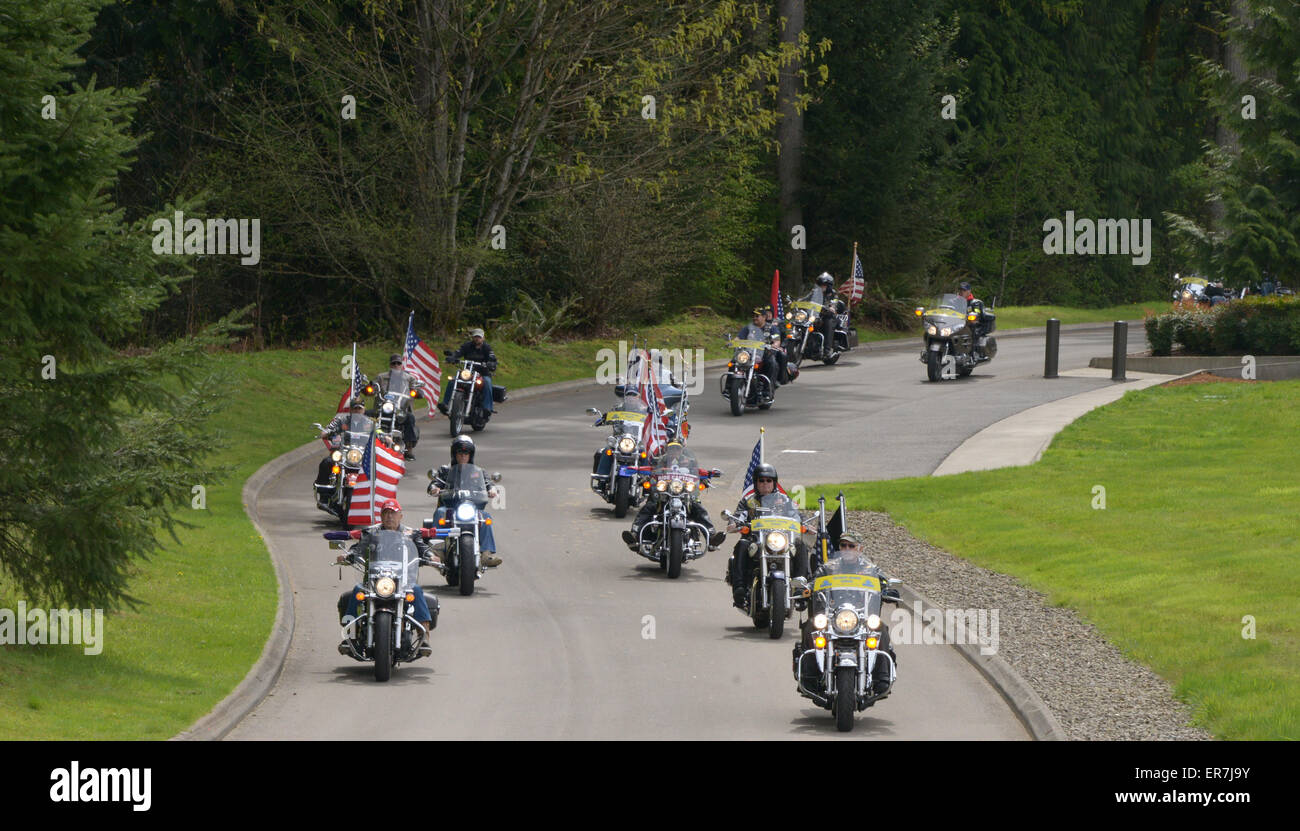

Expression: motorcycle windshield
xmin=605 ymin=396 xmax=648 ymax=428
xmin=384 ymin=370 xmax=414 ymax=396
xmin=653 ymin=445 xmax=698 ymax=475
xmin=733 ymin=338 xmax=767 ymax=351
xmin=748 ymin=492 xmax=802 ymax=522
xmin=341 ymin=430 xmax=372 ymax=455
xmin=444 ymin=463 xmax=491 ymax=508
xmin=368 ymin=530 xmax=420 ymax=589
xmin=930 ymin=294 xmax=968 ymax=314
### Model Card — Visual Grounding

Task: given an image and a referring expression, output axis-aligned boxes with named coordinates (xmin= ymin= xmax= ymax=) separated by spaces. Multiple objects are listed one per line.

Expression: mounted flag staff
xmin=403 ymin=311 xmax=441 ymax=417
xmin=839 ymin=242 xmax=865 ymax=306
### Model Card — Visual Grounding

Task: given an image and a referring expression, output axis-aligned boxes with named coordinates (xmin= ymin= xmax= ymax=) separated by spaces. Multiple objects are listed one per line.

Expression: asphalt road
xmin=228 ymin=324 xmax=1137 ymax=739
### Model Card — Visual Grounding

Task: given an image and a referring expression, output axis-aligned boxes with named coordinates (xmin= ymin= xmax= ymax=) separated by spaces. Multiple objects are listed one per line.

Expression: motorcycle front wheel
xmin=727 ymin=377 xmax=744 ymax=417
xmin=926 ymin=347 xmax=944 ymax=382
xmin=373 ymin=610 xmax=394 ymax=682
xmin=834 ymin=666 xmax=856 ymax=732
xmin=457 ymin=535 xmax=476 ymax=596
xmin=667 ymin=527 xmax=684 ymax=578
xmin=448 ymin=392 xmax=465 ymax=436
xmin=768 ymin=577 xmax=787 ymax=639
xmin=613 ymin=476 xmax=631 ymax=518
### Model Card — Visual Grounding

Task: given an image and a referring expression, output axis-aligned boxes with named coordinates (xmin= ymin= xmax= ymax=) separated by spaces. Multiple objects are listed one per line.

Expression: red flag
xmin=636 ymin=350 xmax=670 ymax=457
xmin=770 ymin=269 xmax=782 ymax=319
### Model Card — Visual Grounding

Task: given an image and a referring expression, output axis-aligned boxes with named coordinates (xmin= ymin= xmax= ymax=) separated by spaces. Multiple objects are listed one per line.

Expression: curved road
xmin=229 ymin=325 xmax=1136 ymax=739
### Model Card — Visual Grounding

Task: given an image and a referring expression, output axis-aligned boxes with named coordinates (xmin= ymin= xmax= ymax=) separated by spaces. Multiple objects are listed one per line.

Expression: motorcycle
xmin=785 ymin=298 xmax=856 ymax=367
xmin=615 ymin=355 xmax=690 ymax=441
xmin=720 ymin=333 xmax=777 ymax=416
xmin=364 ymin=376 xmax=423 ymax=454
xmin=722 ymin=504 xmax=808 ymax=639
xmin=324 ymin=528 xmax=438 ymax=682
xmin=424 ymin=465 xmax=502 ymax=596
xmin=587 ymin=396 xmax=651 ymax=518
xmin=630 ymin=446 xmax=721 ymax=579
xmin=791 ymin=570 xmax=902 ymax=732
xmin=312 ymin=421 xmax=373 ymax=524
xmin=915 ymin=293 xmax=997 ymax=382
xmin=443 ymin=355 xmax=494 ymax=436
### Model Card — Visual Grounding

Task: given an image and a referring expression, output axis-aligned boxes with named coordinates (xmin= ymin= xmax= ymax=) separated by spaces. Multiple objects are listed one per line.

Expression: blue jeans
xmin=344 ymin=584 xmax=431 ymax=623
xmin=434 ymin=507 xmax=497 ymax=552
xmin=442 ymin=376 xmax=494 ymax=414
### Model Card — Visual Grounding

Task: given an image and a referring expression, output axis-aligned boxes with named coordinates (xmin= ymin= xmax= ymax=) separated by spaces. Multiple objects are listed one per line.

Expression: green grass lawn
xmin=814 ymin=379 xmax=1300 ymax=740
xmin=989 ymin=302 xmax=1167 ymax=330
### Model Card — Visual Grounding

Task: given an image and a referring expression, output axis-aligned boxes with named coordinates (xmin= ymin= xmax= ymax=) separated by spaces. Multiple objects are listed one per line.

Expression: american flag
xmin=636 ymin=349 xmax=670 ymax=457
xmin=770 ymin=269 xmax=783 ymax=320
xmin=404 ymin=312 xmax=441 ymax=416
xmin=840 ymin=250 xmax=865 ymax=305
xmin=335 ymin=343 xmax=364 ymax=414
xmin=347 ymin=435 xmax=407 ymax=525
xmin=740 ymin=432 xmax=787 ymax=500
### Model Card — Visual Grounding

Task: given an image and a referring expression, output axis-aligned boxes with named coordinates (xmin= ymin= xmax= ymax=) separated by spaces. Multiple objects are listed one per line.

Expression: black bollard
xmin=1044 ymin=319 xmax=1060 ymax=378
xmin=1111 ymin=321 xmax=1127 ymax=381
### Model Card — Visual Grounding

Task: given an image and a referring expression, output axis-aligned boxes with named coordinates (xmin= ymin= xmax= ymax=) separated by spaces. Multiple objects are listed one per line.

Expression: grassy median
xmin=815 ymin=378 xmax=1300 ymax=740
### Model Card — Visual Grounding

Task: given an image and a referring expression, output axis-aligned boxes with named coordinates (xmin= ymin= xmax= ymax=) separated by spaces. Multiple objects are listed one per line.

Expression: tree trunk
xmin=777 ymin=0 xmax=805 ymax=286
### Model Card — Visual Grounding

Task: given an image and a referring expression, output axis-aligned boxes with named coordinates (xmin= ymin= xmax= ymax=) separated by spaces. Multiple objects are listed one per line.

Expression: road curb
xmin=896 ymin=584 xmax=1067 ymax=741
xmin=172 ymin=441 xmax=320 ymax=740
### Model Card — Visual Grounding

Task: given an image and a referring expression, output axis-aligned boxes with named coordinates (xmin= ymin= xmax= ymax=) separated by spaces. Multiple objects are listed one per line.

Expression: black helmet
xmin=753 ymin=463 xmax=778 ymax=486
xmin=450 ymin=434 xmax=476 ymax=464
xmin=816 ymin=272 xmax=834 ymax=287
xmin=348 ymin=396 xmax=366 ymax=410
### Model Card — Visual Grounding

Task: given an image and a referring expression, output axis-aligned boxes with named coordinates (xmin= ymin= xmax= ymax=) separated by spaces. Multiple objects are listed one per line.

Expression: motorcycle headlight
xmin=866 ymin=614 xmax=882 ymax=631
xmin=375 ymin=577 xmax=396 ymax=598
xmin=382 ymin=401 xmax=394 ymax=413
xmin=454 ymin=502 xmax=477 ymax=522
xmin=656 ymin=480 xmax=668 ymax=492
xmin=736 ymin=351 xmax=751 ymax=365
xmin=685 ymin=481 xmax=696 ymax=492
xmin=764 ymin=531 xmax=788 ymax=552
xmin=926 ymin=324 xmax=937 ymax=335
xmin=617 ymin=436 xmax=636 ymax=454
xmin=785 ymin=312 xmax=793 ymax=320
xmin=331 ymin=450 xmax=343 ymax=462
xmin=813 ymin=613 xmax=829 ymax=630
xmin=1181 ymin=291 xmax=1191 ymax=299
xmin=669 ymin=479 xmax=684 ymax=494
xmin=833 ymin=609 xmax=860 ymax=633
xmin=345 ymin=448 xmax=363 ymax=465
xmin=940 ymin=326 xmax=952 ymax=337
xmin=795 ymin=311 xmax=808 ymax=323
xmin=459 ymin=369 xmax=472 ymax=381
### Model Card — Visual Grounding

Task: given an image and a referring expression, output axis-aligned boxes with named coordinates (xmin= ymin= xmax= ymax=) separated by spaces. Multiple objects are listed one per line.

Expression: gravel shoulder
xmin=848 ymin=511 xmax=1212 ymax=741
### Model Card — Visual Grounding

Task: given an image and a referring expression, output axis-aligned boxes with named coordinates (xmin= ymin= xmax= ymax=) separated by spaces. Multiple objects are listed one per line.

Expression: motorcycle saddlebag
xmin=492 ymin=385 xmax=507 ymax=403
xmin=847 ymin=327 xmax=859 ymax=348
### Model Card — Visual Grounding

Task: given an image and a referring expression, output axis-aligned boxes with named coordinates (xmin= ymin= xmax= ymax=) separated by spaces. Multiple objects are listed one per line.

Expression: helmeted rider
xmin=622 ymin=440 xmax=726 ymax=551
xmin=796 ymin=531 xmax=897 ymax=696
xmin=335 ymin=499 xmax=437 ymax=655
xmin=427 ymin=435 xmax=502 ymax=567
xmin=316 ymin=397 xmax=376 ymax=488
xmin=803 ymin=273 xmax=843 ymax=355
xmin=438 ymin=328 xmax=500 ymax=416
xmin=724 ymin=463 xmax=808 ymax=608
xmin=373 ymin=353 xmax=424 ymax=460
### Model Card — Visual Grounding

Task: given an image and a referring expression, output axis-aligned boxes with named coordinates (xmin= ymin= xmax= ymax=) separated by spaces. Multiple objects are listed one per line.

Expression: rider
xmin=796 ymin=531 xmax=897 ymax=695
xmin=335 ymin=499 xmax=436 ymax=653
xmin=804 ymin=273 xmax=843 ymax=355
xmin=622 ymin=440 xmax=726 ymax=551
xmin=438 ymin=328 xmax=499 ymax=416
xmin=427 ymin=435 xmax=502 ymax=567
xmin=763 ymin=306 xmax=798 ymax=382
xmin=724 ymin=463 xmax=808 ymax=608
xmin=737 ymin=306 xmax=789 ymax=387
xmin=958 ymin=281 xmax=991 ymax=340
xmin=373 ymin=353 xmax=423 ymax=460
xmin=315 ymin=397 xmax=374 ymax=489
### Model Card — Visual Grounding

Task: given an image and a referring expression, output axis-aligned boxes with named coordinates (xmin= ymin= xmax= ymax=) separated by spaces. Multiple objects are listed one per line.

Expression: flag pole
xmin=850 ymin=241 xmax=857 ymax=280
xmin=351 ymin=342 xmax=358 ymax=398
xmin=759 ymin=426 xmax=765 ymax=465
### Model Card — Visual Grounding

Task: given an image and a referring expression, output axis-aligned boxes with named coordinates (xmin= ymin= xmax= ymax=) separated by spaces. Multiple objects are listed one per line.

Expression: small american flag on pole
xmin=771 ymin=269 xmax=783 ymax=320
xmin=840 ymin=245 xmax=865 ymax=305
xmin=347 ymin=436 xmax=407 ymax=525
xmin=404 ymin=312 xmax=441 ymax=416
xmin=740 ymin=428 xmax=787 ymax=499
xmin=335 ymin=342 xmax=364 ymax=414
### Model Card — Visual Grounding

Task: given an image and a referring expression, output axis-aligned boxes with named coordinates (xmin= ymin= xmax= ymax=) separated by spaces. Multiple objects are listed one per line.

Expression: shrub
xmin=1144 ymin=297 xmax=1300 ymax=355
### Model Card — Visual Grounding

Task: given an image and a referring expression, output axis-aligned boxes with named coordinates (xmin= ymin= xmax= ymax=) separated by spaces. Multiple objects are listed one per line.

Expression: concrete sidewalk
xmin=932 ymin=369 xmax=1172 ymax=475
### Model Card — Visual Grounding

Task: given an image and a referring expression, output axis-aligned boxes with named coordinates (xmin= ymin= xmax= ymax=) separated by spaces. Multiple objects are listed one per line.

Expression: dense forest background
xmin=68 ymin=0 xmax=1300 ymax=344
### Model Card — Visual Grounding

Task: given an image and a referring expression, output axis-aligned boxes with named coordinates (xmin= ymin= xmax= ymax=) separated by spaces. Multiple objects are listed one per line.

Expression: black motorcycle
xmin=722 ymin=503 xmax=807 ymax=639
xmin=587 ymin=396 xmax=650 ymax=517
xmin=916 ymin=293 xmax=997 ymax=382
xmin=312 ymin=421 xmax=373 ymax=524
xmin=424 ymin=465 xmax=501 ymax=596
xmin=791 ymin=571 xmax=902 ymax=731
xmin=720 ymin=333 xmax=776 ymax=416
xmin=443 ymin=355 xmax=494 ymax=436
xmin=629 ymin=447 xmax=721 ymax=579
xmin=364 ymin=376 xmax=423 ymax=454
xmin=785 ymin=298 xmax=856 ymax=367
xmin=326 ymin=529 xmax=438 ymax=682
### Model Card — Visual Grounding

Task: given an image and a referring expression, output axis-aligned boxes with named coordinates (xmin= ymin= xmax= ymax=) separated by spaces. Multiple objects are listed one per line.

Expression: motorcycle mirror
xmin=888 ymin=578 xmax=903 ymax=587
xmin=710 ymin=468 xmax=723 ymax=478
xmin=328 ymin=540 xmax=343 ymax=550
xmin=586 ymin=407 xmax=601 ymax=415
xmin=427 ymin=468 xmax=436 ymax=480
xmin=491 ymin=472 xmax=503 ymax=483
xmin=311 ymin=422 xmax=324 ymax=432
